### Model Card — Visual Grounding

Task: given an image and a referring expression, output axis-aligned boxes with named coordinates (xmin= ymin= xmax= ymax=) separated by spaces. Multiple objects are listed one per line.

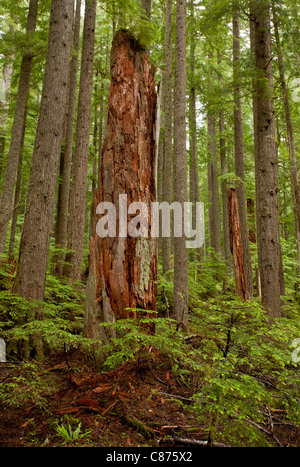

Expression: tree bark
xmin=65 ymin=0 xmax=97 ymax=281
xmin=54 ymin=0 xmax=82 ymax=275
xmin=228 ymin=188 xmax=247 ymax=301
xmin=207 ymin=113 xmax=221 ymax=255
xmin=84 ymin=30 xmax=157 ymax=347
xmin=189 ymin=0 xmax=201 ymax=267
xmin=12 ymin=0 xmax=74 ymax=303
xmin=173 ymin=0 xmax=188 ymax=328
xmin=233 ymin=9 xmax=254 ymax=299
xmin=0 ymin=0 xmax=39 ymax=255
xmin=162 ymin=0 xmax=173 ymax=277
xmin=141 ymin=0 xmax=152 ymax=20
xmin=271 ymin=0 xmax=300 ymax=277
xmin=252 ymin=1 xmax=282 ymax=317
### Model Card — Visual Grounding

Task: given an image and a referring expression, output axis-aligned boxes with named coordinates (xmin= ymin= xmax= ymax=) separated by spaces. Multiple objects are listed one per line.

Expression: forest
xmin=0 ymin=0 xmax=299 ymax=449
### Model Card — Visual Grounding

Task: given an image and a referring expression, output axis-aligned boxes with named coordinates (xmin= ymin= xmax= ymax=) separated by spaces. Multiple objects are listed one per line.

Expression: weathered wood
xmin=228 ymin=188 xmax=246 ymax=301
xmin=84 ymin=30 xmax=157 ymax=347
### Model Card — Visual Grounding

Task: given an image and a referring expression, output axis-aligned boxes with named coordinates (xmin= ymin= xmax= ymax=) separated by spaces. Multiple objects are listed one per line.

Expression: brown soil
xmin=0 ymin=350 xmax=205 ymax=448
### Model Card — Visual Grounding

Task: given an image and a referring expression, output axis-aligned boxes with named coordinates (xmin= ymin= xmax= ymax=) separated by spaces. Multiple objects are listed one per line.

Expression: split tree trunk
xmin=233 ymin=9 xmax=254 ymax=299
xmin=252 ymin=1 xmax=282 ymax=317
xmin=84 ymin=30 xmax=157 ymax=347
xmin=0 ymin=0 xmax=39 ymax=255
xmin=228 ymin=188 xmax=247 ymax=301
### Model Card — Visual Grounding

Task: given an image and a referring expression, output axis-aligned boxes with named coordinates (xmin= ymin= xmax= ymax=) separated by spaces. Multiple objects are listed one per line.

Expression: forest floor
xmin=0 ymin=349 xmax=209 ymax=448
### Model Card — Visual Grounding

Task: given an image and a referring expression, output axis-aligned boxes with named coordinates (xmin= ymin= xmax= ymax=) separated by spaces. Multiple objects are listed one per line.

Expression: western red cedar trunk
xmin=173 ymin=0 xmax=189 ymax=328
xmin=233 ymin=9 xmax=254 ymax=299
xmin=65 ymin=0 xmax=97 ymax=281
xmin=84 ymin=30 xmax=157 ymax=347
xmin=162 ymin=0 xmax=173 ymax=276
xmin=54 ymin=0 xmax=82 ymax=275
xmin=271 ymin=1 xmax=300 ymax=277
xmin=0 ymin=0 xmax=39 ymax=255
xmin=252 ymin=1 xmax=282 ymax=317
xmin=12 ymin=0 xmax=74 ymax=303
xmin=228 ymin=188 xmax=247 ymax=301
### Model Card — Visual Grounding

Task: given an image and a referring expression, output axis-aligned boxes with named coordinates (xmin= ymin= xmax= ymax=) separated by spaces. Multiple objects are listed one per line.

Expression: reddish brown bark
xmin=85 ymin=30 xmax=157 ymax=342
xmin=228 ymin=188 xmax=246 ymax=301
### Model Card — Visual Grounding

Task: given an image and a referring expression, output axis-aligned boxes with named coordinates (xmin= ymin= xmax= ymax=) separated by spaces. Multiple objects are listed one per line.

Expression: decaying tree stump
xmin=84 ymin=30 xmax=157 ymax=349
xmin=228 ymin=188 xmax=247 ymax=301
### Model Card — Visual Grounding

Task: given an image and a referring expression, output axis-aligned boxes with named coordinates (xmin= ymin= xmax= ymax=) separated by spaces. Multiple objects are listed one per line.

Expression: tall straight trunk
xmin=207 ymin=113 xmax=221 ymax=255
xmin=65 ymin=0 xmax=97 ymax=281
xmin=189 ymin=0 xmax=201 ymax=265
xmin=233 ymin=9 xmax=254 ymax=299
xmin=219 ymin=103 xmax=232 ymax=274
xmin=8 ymin=113 xmax=26 ymax=258
xmin=54 ymin=0 xmax=82 ymax=275
xmin=173 ymin=0 xmax=188 ymax=328
xmin=0 ymin=0 xmax=39 ymax=255
xmin=84 ymin=30 xmax=157 ymax=349
xmin=162 ymin=0 xmax=173 ymax=276
xmin=12 ymin=0 xmax=74 ymax=303
xmin=271 ymin=1 xmax=300 ymax=277
xmin=252 ymin=1 xmax=282 ymax=317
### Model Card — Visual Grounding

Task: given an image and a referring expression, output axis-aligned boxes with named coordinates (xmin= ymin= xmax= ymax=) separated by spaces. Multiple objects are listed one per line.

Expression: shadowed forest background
xmin=0 ymin=0 xmax=299 ymax=448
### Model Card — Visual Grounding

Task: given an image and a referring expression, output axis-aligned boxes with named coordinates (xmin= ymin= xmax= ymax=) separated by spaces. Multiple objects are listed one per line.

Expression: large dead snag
xmin=84 ymin=30 xmax=157 ymax=348
xmin=228 ymin=188 xmax=247 ymax=301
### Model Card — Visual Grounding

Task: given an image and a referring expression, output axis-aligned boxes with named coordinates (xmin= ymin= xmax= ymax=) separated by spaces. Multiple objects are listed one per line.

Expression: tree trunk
xmin=228 ymin=188 xmax=247 ymax=301
xmin=65 ymin=0 xmax=97 ymax=281
xmin=141 ymin=0 xmax=152 ymax=20
xmin=233 ymin=9 xmax=254 ymax=299
xmin=0 ymin=60 xmax=13 ymax=179
xmin=252 ymin=1 xmax=282 ymax=317
xmin=207 ymin=113 xmax=221 ymax=255
xmin=271 ymin=0 xmax=300 ymax=278
xmin=0 ymin=0 xmax=39 ymax=255
xmin=162 ymin=0 xmax=173 ymax=277
xmin=12 ymin=0 xmax=74 ymax=303
xmin=189 ymin=0 xmax=202 ymax=267
xmin=173 ymin=0 xmax=188 ymax=328
xmin=54 ymin=0 xmax=82 ymax=275
xmin=219 ymin=103 xmax=232 ymax=274
xmin=84 ymin=30 xmax=157 ymax=348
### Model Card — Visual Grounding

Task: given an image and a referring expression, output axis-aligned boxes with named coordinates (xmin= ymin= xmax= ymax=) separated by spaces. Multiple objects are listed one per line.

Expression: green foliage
xmin=0 ymin=362 xmax=53 ymax=409
xmin=54 ymin=420 xmax=92 ymax=445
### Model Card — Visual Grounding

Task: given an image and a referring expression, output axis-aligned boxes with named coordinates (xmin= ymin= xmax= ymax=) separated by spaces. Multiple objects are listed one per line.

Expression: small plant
xmin=54 ymin=420 xmax=92 ymax=445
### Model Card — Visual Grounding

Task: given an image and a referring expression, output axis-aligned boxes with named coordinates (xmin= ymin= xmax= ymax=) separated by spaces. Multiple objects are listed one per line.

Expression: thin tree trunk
xmin=53 ymin=0 xmax=82 ymax=275
xmin=141 ymin=0 xmax=152 ymax=20
xmin=233 ymin=9 xmax=254 ymax=299
xmin=207 ymin=113 xmax=221 ymax=255
xmin=65 ymin=0 xmax=97 ymax=281
xmin=0 ymin=0 xmax=39 ymax=255
xmin=252 ymin=1 xmax=282 ymax=317
xmin=173 ymin=0 xmax=188 ymax=328
xmin=271 ymin=0 xmax=300 ymax=277
xmin=0 ymin=60 xmax=14 ymax=179
xmin=12 ymin=0 xmax=74 ymax=304
xmin=219 ymin=102 xmax=232 ymax=274
xmin=84 ymin=30 xmax=157 ymax=351
xmin=162 ymin=0 xmax=173 ymax=277
xmin=189 ymin=0 xmax=201 ymax=267
xmin=8 ymin=113 xmax=26 ymax=259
